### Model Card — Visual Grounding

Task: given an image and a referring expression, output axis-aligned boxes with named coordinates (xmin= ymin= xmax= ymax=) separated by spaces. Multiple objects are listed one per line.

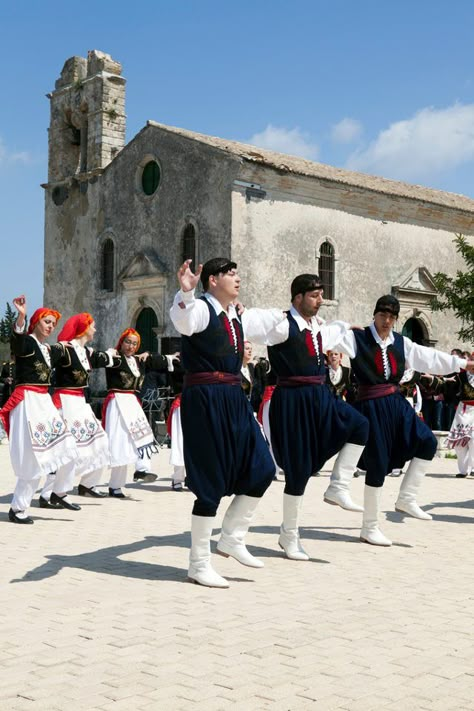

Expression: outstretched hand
xmin=465 ymin=358 xmax=474 ymax=373
xmin=177 ymin=260 xmax=203 ymax=293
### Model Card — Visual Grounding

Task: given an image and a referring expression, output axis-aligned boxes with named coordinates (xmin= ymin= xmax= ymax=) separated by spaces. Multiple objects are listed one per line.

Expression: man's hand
xmin=465 ymin=358 xmax=474 ymax=373
xmin=177 ymin=260 xmax=203 ymax=292
xmin=234 ymin=300 xmax=245 ymax=316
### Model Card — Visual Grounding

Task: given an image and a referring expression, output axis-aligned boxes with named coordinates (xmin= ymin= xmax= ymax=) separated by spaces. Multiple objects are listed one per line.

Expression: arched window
xmin=402 ymin=318 xmax=425 ymax=345
xmin=318 ymin=241 xmax=335 ymax=300
xmin=101 ymin=238 xmax=115 ymax=292
xmin=135 ymin=307 xmax=158 ymax=353
xmin=182 ymin=223 xmax=196 ymax=270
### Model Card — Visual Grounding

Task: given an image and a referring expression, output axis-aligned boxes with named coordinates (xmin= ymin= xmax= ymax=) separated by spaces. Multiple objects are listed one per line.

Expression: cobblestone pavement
xmin=0 ymin=441 xmax=473 ymax=710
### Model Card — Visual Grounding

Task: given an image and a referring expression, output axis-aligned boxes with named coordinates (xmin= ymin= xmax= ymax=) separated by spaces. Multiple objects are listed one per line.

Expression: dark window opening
xmin=182 ymin=223 xmax=196 ymax=270
xmin=52 ymin=186 xmax=69 ymax=206
xmin=318 ymin=241 xmax=335 ymax=300
xmin=142 ymin=160 xmax=160 ymax=195
xmin=402 ymin=318 xmax=425 ymax=345
xmin=101 ymin=238 xmax=114 ymax=292
xmin=135 ymin=307 xmax=158 ymax=353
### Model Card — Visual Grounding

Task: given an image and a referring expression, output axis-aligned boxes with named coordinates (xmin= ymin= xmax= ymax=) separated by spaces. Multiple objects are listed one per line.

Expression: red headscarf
xmin=116 ymin=328 xmax=141 ymax=351
xmin=28 ymin=308 xmax=61 ymax=334
xmin=57 ymin=313 xmax=94 ymax=342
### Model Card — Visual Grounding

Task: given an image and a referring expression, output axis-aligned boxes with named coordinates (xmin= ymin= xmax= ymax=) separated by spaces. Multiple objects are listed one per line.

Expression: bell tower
xmin=47 ymin=49 xmax=126 ymax=183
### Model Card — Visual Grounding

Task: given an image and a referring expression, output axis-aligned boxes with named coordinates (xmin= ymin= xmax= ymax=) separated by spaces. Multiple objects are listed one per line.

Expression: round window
xmin=141 ymin=160 xmax=160 ymax=195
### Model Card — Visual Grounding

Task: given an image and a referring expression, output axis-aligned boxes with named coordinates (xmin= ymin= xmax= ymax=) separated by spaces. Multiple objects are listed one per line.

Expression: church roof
xmin=146 ymin=120 xmax=474 ymax=215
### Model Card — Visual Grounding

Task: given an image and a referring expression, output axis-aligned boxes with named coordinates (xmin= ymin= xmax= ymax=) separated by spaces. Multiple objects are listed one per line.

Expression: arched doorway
xmin=135 ymin=307 xmax=158 ymax=353
xmin=402 ymin=317 xmax=425 ymax=345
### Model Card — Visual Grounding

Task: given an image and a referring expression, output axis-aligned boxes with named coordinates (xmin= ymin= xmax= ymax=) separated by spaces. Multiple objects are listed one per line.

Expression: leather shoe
xmin=50 ymin=492 xmax=81 ymax=511
xmin=9 ymin=508 xmax=34 ymax=524
xmin=109 ymin=487 xmax=126 ymax=498
xmin=39 ymin=496 xmax=61 ymax=509
xmin=133 ymin=471 xmax=157 ymax=482
xmin=172 ymin=481 xmax=183 ymax=491
xmin=78 ymin=484 xmax=107 ymax=498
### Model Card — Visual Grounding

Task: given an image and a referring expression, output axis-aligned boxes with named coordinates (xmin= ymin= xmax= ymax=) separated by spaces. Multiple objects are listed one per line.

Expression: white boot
xmin=216 ymin=495 xmax=264 ymax=568
xmin=278 ymin=494 xmax=309 ymax=560
xmin=324 ymin=443 xmax=364 ymax=512
xmin=360 ymin=485 xmax=392 ymax=546
xmin=395 ymin=458 xmax=432 ymax=520
xmin=188 ymin=515 xmax=229 ymax=588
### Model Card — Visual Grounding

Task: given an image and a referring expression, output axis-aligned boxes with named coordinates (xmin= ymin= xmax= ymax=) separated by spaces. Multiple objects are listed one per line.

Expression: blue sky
xmin=1 ymin=0 xmax=474 ymax=313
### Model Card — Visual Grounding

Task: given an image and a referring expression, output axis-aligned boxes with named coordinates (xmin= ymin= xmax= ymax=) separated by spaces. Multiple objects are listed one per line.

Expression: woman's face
xmin=327 ymin=350 xmax=342 ymax=368
xmin=34 ymin=316 xmax=57 ymax=342
xmin=121 ymin=335 xmax=140 ymax=357
xmin=84 ymin=321 xmax=96 ymax=342
xmin=243 ymin=342 xmax=253 ymax=364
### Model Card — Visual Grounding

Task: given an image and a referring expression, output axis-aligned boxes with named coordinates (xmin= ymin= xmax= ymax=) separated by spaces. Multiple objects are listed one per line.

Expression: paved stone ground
xmin=0 ymin=441 xmax=473 ymax=711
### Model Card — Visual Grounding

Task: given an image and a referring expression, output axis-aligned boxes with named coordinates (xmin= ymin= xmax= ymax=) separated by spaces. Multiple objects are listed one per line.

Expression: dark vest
xmin=11 ymin=331 xmax=63 ymax=387
xmin=181 ymin=298 xmax=244 ymax=374
xmin=350 ymin=327 xmax=405 ymax=385
xmin=54 ymin=344 xmax=111 ymax=389
xmin=326 ymin=365 xmax=351 ymax=398
xmin=268 ymin=311 xmax=325 ymax=377
xmin=106 ymin=353 xmax=168 ymax=394
xmin=458 ymin=371 xmax=474 ymax=401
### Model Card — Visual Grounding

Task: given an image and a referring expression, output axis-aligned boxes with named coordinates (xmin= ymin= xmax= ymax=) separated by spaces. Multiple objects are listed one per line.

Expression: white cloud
xmin=331 ymin=117 xmax=363 ymax=144
xmin=246 ymin=124 xmax=319 ymax=161
xmin=0 ymin=138 xmax=33 ymax=166
xmin=346 ymin=103 xmax=474 ymax=182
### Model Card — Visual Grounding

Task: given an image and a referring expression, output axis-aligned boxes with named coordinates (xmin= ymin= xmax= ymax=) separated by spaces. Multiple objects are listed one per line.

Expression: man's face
xmin=121 ymin=336 xmax=140 ymax=357
xmin=373 ymin=311 xmax=397 ymax=339
xmin=34 ymin=316 xmax=57 ymax=342
xmin=294 ymin=288 xmax=324 ymax=319
xmin=211 ymin=269 xmax=241 ymax=301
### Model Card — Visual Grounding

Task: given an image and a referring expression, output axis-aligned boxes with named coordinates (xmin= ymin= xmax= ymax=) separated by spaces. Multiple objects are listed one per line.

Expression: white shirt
xmin=336 ymin=322 xmax=467 ymax=379
xmin=170 ymin=289 xmax=287 ymax=345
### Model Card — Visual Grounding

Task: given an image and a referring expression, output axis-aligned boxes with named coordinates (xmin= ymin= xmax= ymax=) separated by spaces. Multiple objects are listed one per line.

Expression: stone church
xmin=43 ymin=50 xmax=474 ymax=355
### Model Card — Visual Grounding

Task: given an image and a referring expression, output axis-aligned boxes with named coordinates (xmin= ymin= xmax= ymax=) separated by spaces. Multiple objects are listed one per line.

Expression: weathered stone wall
xmin=44 ymin=124 xmax=239 ymax=351
xmin=231 ymin=165 xmax=474 ymax=352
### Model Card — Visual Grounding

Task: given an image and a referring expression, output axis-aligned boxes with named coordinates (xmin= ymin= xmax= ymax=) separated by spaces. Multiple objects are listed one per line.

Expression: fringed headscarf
xmin=28 ymin=308 xmax=61 ymax=334
xmin=116 ymin=328 xmax=141 ymax=352
xmin=57 ymin=313 xmax=94 ymax=342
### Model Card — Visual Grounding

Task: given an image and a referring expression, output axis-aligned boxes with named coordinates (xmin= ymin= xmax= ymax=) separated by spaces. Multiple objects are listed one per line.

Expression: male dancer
xmin=265 ymin=274 xmax=369 ymax=560
xmin=340 ymin=295 xmax=474 ymax=546
xmin=170 ymin=258 xmax=286 ymax=588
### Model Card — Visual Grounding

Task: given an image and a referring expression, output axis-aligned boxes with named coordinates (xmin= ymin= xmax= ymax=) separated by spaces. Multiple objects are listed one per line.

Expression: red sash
xmin=0 ymin=385 xmax=49 ymax=435
xmin=184 ymin=372 xmax=241 ymax=387
xmin=166 ymin=394 xmax=182 ymax=436
xmin=101 ymin=391 xmax=141 ymax=429
xmin=257 ymin=385 xmax=275 ymax=425
xmin=52 ymin=388 xmax=84 ymax=410
xmin=356 ymin=384 xmax=399 ymax=401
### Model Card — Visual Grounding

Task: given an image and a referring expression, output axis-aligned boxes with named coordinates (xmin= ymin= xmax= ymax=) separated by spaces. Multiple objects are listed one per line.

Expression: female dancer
xmin=46 ymin=313 xmax=117 ymax=509
xmin=103 ymin=328 xmax=174 ymax=497
xmin=0 ymin=296 xmax=77 ymax=523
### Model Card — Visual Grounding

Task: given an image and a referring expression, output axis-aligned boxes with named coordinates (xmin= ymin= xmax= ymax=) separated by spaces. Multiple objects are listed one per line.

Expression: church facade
xmin=43 ymin=50 xmax=474 ymax=354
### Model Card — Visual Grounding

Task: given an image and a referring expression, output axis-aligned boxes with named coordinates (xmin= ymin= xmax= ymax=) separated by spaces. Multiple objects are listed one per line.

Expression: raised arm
xmin=241 ymin=308 xmax=289 ymax=346
xmin=320 ymin=322 xmax=358 ymax=357
xmin=169 ymin=260 xmax=211 ymax=336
